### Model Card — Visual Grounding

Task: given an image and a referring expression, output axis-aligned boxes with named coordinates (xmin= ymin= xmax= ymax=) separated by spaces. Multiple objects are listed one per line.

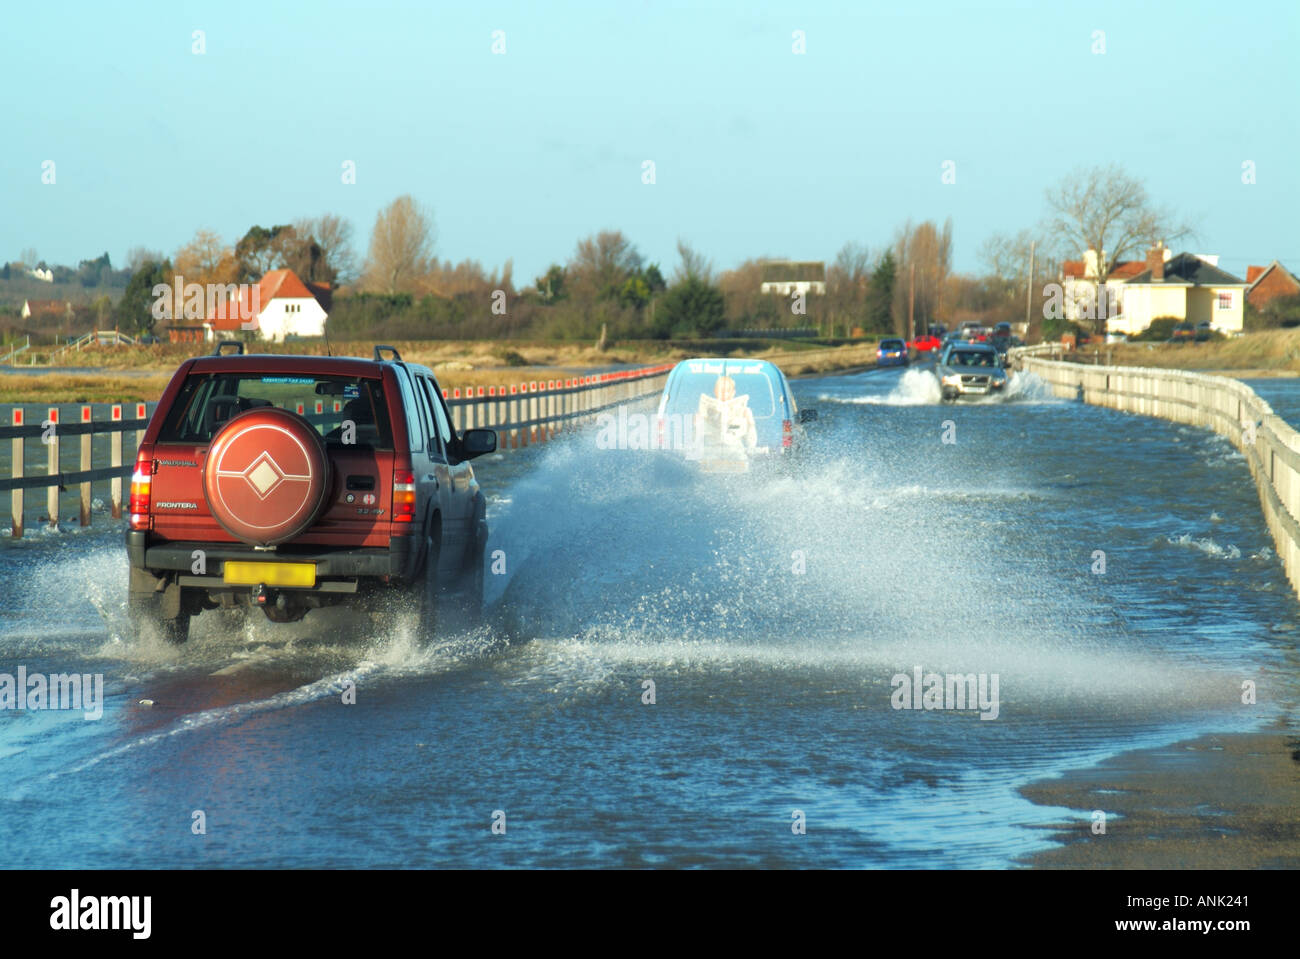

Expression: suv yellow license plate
xmin=223 ymin=561 xmax=316 ymax=588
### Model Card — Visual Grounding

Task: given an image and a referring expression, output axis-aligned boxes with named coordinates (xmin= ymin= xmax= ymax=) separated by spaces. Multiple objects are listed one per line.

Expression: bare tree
xmin=717 ymin=257 xmax=771 ymax=326
xmin=18 ymin=247 xmax=38 ymax=269
xmin=828 ymin=242 xmax=871 ymax=294
xmin=293 ymin=214 xmax=358 ymax=286
xmin=126 ymin=246 xmax=164 ymax=272
xmin=363 ymin=195 xmax=435 ymax=294
xmin=827 ymin=242 xmax=872 ymax=334
xmin=173 ymin=229 xmax=238 ymax=287
xmin=979 ymin=231 xmax=1033 ymax=285
xmin=420 ymin=257 xmax=516 ymax=298
xmin=1044 ymin=164 xmax=1192 ymax=331
xmin=893 ymin=218 xmax=952 ymax=331
xmin=672 ymin=238 xmax=713 ymax=284
xmin=568 ymin=230 xmax=642 ymax=297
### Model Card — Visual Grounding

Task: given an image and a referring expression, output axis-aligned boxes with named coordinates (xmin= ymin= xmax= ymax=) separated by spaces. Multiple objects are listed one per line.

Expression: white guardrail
xmin=440 ymin=364 xmax=674 ymax=448
xmin=1012 ymin=348 xmax=1300 ymax=598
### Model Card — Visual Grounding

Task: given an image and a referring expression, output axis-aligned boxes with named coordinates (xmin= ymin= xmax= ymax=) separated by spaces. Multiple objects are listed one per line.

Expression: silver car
xmin=936 ymin=343 xmax=1007 ymax=400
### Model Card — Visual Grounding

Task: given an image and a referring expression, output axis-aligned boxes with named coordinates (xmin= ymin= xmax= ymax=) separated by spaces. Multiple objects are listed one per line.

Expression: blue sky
xmin=3 ymin=0 xmax=1297 ymax=282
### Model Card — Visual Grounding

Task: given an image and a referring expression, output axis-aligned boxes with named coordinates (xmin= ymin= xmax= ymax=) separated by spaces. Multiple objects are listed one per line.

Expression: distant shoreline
xmin=0 ymin=340 xmax=881 ymax=403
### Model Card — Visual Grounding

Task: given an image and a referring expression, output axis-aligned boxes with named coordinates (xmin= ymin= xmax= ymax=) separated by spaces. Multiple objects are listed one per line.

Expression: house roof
xmin=1108 ymin=261 xmax=1147 ymax=279
xmin=259 ymin=268 xmax=316 ymax=301
xmin=759 ymin=261 xmax=826 ymax=284
xmin=22 ymin=299 xmax=68 ymax=314
xmin=207 ymin=287 xmax=258 ymax=332
xmin=1246 ymin=260 xmax=1299 ymax=292
xmin=1061 ymin=259 xmax=1144 ymax=280
xmin=1124 ymin=253 xmax=1246 ymax=287
xmin=206 ymin=269 xmax=327 ymax=331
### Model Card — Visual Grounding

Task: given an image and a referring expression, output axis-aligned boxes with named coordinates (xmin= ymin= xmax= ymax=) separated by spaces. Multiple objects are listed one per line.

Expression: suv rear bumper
xmin=125 ymin=530 xmax=413 ymax=581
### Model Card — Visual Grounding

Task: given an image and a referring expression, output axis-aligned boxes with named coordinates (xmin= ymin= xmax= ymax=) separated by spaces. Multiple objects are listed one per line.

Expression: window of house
xmin=1218 ymin=292 xmax=1233 ymax=310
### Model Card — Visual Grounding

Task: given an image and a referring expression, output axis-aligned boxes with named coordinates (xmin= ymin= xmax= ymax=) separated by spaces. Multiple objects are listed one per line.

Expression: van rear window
xmin=662 ymin=369 xmax=779 ymax=419
xmin=157 ymin=372 xmax=393 ymax=448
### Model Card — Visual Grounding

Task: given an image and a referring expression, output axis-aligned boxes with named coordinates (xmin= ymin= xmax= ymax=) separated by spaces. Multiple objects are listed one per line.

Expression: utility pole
xmin=1025 ymin=241 xmax=1035 ymax=333
xmin=908 ymin=263 xmax=915 ymax=341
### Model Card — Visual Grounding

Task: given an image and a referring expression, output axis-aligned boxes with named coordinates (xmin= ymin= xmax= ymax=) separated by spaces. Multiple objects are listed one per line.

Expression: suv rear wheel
xmin=127 ymin=569 xmax=192 ymax=645
xmin=366 ymin=531 xmax=439 ymax=642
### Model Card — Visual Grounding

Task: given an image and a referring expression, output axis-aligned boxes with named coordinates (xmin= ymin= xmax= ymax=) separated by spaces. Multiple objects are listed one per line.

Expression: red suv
xmin=125 ymin=343 xmax=497 ymax=643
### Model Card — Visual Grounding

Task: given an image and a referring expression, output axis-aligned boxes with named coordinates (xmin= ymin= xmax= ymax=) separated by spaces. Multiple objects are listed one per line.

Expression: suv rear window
xmin=157 ymin=372 xmax=394 ymax=449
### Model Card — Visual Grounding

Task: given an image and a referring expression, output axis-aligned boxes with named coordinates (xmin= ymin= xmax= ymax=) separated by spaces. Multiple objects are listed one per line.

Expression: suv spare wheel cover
xmin=203 ymin=407 xmax=329 ymax=546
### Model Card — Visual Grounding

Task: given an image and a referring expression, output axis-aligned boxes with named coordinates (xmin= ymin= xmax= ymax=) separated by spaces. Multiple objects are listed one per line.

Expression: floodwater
xmin=1 ymin=365 xmax=1296 ymax=867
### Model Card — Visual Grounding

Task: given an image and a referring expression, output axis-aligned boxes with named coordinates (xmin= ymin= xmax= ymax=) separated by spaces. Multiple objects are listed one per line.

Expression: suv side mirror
xmin=460 ymin=429 xmax=497 ymax=458
xmin=798 ymin=408 xmax=818 ymax=424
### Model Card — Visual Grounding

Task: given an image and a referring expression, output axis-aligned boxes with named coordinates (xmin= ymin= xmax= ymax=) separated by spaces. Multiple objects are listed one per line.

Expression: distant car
xmin=877 ymin=338 xmax=910 ymax=367
xmin=909 ymin=335 xmax=942 ymax=354
xmin=1195 ymin=322 xmax=1212 ymax=342
xmin=1170 ymin=322 xmax=1196 ymax=343
xmin=936 ymin=343 xmax=1008 ymax=401
xmin=655 ymin=357 xmax=815 ymax=473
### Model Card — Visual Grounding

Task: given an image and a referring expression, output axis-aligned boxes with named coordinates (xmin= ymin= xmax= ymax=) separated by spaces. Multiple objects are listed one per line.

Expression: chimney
xmin=1147 ymin=243 xmax=1165 ymax=281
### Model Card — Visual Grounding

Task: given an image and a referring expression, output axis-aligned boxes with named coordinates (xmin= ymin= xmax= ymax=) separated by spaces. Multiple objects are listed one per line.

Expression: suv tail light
xmin=392 ymin=464 xmax=416 ymax=525
xmin=782 ymin=419 xmax=793 ymax=449
xmin=128 ymin=449 xmax=153 ymax=530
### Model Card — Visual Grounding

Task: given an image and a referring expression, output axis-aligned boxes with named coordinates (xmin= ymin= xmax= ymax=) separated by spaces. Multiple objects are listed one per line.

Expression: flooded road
xmin=1 ymin=366 xmax=1296 ymax=867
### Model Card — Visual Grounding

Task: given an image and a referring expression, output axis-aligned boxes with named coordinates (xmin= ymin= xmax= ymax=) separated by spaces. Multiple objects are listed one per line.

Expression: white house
xmin=1109 ymin=245 xmax=1248 ymax=336
xmin=759 ymin=260 xmax=826 ymax=296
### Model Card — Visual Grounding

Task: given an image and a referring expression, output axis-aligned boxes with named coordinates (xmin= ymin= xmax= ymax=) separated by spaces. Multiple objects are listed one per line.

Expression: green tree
xmin=1248 ymin=293 xmax=1300 ymax=330
xmin=535 ymin=264 xmax=567 ymax=300
xmin=114 ymin=260 xmax=172 ymax=334
xmin=865 ymin=250 xmax=896 ymax=333
xmin=654 ymin=276 xmax=725 ymax=338
xmin=76 ymin=252 xmax=112 ymax=287
xmin=235 ymin=224 xmax=296 ymax=282
xmin=618 ymin=274 xmax=651 ymax=309
xmin=643 ymin=263 xmax=667 ymax=294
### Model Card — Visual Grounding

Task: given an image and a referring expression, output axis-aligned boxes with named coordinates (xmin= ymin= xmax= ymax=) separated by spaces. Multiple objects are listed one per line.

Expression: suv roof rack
xmin=373 ymin=344 xmax=402 ymax=362
xmin=213 ymin=341 xmax=245 ymax=356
